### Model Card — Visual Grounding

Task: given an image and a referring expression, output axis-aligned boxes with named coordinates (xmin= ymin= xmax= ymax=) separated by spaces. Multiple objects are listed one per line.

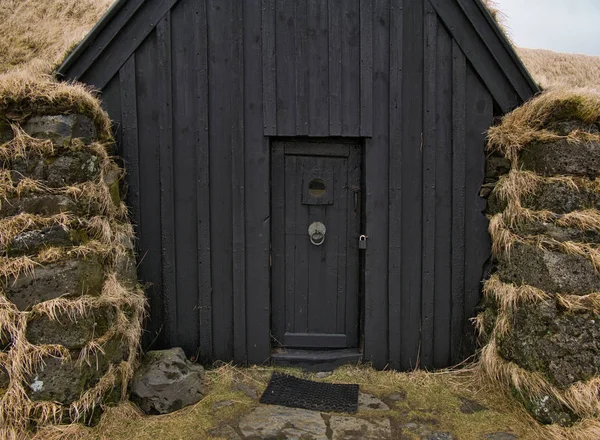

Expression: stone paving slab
xmin=213 ymin=390 xmax=520 ymax=440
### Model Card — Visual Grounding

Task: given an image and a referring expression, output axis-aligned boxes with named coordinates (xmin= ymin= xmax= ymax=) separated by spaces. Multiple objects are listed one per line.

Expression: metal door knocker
xmin=308 ymin=222 xmax=326 ymax=246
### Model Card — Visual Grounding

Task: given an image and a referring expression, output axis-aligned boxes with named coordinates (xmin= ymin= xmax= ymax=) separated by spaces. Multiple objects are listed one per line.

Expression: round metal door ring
xmin=308 ymin=221 xmax=326 ymax=246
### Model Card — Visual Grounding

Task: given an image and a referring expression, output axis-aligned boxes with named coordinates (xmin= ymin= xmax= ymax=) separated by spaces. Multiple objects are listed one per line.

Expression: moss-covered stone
xmin=497 ymin=242 xmax=600 ymax=295
xmin=10 ymin=151 xmax=101 ymax=188
xmin=522 ymin=180 xmax=600 ymax=214
xmin=513 ymin=389 xmax=578 ymax=427
xmin=26 ymin=306 xmax=115 ymax=349
xmin=4 ymin=257 xmax=105 ymax=310
xmin=488 ymin=178 xmax=600 ymax=216
xmin=5 ymin=225 xmax=82 ymax=256
xmin=25 ymin=337 xmax=125 ymax=405
xmin=512 ymin=220 xmax=600 ymax=243
xmin=0 ymin=118 xmax=13 ymax=143
xmin=497 ymin=300 xmax=600 ymax=388
xmin=0 ymin=194 xmax=81 ymax=217
xmin=21 ymin=115 xmax=97 ymax=146
xmin=0 ymin=362 xmax=8 ymax=390
xmin=520 ymin=139 xmax=600 ymax=178
xmin=485 ymin=156 xmax=511 ymax=182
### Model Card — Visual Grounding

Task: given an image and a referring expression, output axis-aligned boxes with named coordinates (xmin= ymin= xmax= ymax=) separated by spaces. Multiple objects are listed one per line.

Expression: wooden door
xmin=271 ymin=140 xmax=361 ymax=349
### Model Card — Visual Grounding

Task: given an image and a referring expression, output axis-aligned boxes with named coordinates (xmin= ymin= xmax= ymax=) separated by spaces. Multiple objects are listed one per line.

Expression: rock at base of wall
xmin=4 ymin=257 xmax=105 ymax=311
xmin=130 ymin=347 xmax=205 ymax=415
xmin=26 ymin=306 xmax=115 ymax=350
xmin=497 ymin=242 xmax=600 ymax=295
xmin=26 ymin=338 xmax=126 ymax=405
xmin=10 ymin=151 xmax=101 ymax=188
xmin=22 ymin=115 xmax=97 ymax=146
xmin=519 ymin=139 xmax=600 ymax=178
xmin=497 ymin=300 xmax=600 ymax=388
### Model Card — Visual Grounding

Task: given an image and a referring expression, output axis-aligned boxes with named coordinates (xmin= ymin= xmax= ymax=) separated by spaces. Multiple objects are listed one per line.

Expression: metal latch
xmin=359 ymin=235 xmax=368 ymax=250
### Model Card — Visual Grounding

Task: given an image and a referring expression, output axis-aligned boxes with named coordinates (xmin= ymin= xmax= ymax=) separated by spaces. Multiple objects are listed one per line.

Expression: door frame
xmin=269 ymin=137 xmax=365 ymax=352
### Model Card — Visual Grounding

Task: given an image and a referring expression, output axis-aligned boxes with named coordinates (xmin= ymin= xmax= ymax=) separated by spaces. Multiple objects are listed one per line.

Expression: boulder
xmin=26 ymin=337 xmax=125 ymax=405
xmin=519 ymin=139 xmax=600 ymax=178
xmin=4 ymin=257 xmax=105 ymax=310
xmin=26 ymin=306 xmax=115 ymax=349
xmin=130 ymin=347 xmax=205 ymax=414
xmin=497 ymin=242 xmax=600 ymax=295
xmin=497 ymin=300 xmax=600 ymax=388
xmin=10 ymin=151 xmax=101 ymax=188
xmin=22 ymin=115 xmax=97 ymax=146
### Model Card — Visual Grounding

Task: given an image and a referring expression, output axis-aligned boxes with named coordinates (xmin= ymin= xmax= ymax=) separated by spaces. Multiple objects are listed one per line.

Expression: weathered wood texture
xmin=60 ymin=0 xmax=535 ymax=368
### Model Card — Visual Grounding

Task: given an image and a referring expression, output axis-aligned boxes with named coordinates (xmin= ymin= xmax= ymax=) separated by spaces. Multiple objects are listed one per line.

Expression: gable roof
xmin=58 ymin=0 xmax=539 ymax=113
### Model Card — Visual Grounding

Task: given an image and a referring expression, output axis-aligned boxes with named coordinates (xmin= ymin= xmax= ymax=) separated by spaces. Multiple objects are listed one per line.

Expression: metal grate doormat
xmin=259 ymin=372 xmax=359 ymax=413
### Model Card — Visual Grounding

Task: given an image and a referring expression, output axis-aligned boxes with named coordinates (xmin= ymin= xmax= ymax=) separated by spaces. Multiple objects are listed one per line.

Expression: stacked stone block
xmin=481 ymin=93 xmax=600 ymax=432
xmin=0 ymin=81 xmax=145 ymax=435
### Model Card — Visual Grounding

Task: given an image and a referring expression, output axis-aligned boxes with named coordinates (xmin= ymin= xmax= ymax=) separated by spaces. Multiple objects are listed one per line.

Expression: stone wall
xmin=479 ymin=90 xmax=600 ymax=431
xmin=0 ymin=78 xmax=145 ymax=435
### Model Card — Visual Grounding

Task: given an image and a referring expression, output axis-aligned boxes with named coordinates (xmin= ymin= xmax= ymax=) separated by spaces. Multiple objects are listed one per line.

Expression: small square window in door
xmin=302 ymin=171 xmax=334 ymax=205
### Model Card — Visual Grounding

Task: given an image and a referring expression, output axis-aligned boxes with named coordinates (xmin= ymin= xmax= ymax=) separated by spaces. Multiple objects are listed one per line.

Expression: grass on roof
xmin=0 ymin=0 xmax=115 ymax=75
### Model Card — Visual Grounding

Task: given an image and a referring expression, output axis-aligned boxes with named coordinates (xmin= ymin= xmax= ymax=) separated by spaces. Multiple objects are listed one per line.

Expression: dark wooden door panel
xmin=272 ymin=140 xmax=361 ymax=349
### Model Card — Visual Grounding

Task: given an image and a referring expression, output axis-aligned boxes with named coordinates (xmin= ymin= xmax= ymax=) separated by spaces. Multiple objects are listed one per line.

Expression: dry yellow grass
xmin=0 ymin=0 xmax=115 ymax=75
xmin=518 ymin=48 xmax=600 ymax=90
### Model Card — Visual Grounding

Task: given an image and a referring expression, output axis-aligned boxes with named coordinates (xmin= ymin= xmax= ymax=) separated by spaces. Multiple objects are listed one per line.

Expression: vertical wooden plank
xmin=341 ymin=0 xmax=360 ymax=136
xmin=328 ymin=0 xmax=342 ymax=136
xmin=359 ymin=0 xmax=373 ymax=137
xmin=307 ymin=0 xmax=329 ymax=136
xmin=101 ymin=74 xmax=122 ymax=154
xmin=295 ymin=0 xmax=308 ymax=135
xmin=135 ymin=30 xmax=164 ymax=349
xmin=363 ymin=0 xmax=389 ymax=369
xmin=345 ymin=146 xmax=361 ymax=347
xmin=231 ymin=0 xmax=247 ymax=364
xmin=387 ymin=0 xmax=403 ymax=369
xmin=464 ymin=64 xmax=493 ymax=354
xmin=156 ymin=13 xmax=177 ymax=349
xmin=400 ymin=0 xmax=424 ymax=370
xmin=271 ymin=144 xmax=286 ymax=345
xmin=420 ymin=1 xmax=437 ymax=370
xmin=262 ymin=0 xmax=277 ymax=135
xmin=276 ymin=0 xmax=297 ymax=135
xmin=171 ymin=0 xmax=200 ymax=355
xmin=208 ymin=0 xmax=234 ymax=361
xmin=433 ymin=21 xmax=453 ymax=369
xmin=119 ymin=57 xmax=140 ymax=239
xmin=245 ymin=0 xmax=271 ymax=364
xmin=194 ymin=0 xmax=213 ymax=364
xmin=450 ymin=41 xmax=467 ymax=364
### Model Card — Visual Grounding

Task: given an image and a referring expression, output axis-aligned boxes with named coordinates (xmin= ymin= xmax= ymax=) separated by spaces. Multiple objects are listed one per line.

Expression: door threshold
xmin=270 ymin=348 xmax=362 ymax=371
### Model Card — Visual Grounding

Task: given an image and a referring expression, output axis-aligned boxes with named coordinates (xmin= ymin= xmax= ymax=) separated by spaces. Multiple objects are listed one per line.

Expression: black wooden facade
xmin=59 ymin=0 xmax=538 ymax=370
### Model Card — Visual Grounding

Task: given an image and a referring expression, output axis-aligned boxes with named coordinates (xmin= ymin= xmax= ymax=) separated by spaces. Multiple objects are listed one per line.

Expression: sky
xmin=494 ymin=0 xmax=600 ymax=56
